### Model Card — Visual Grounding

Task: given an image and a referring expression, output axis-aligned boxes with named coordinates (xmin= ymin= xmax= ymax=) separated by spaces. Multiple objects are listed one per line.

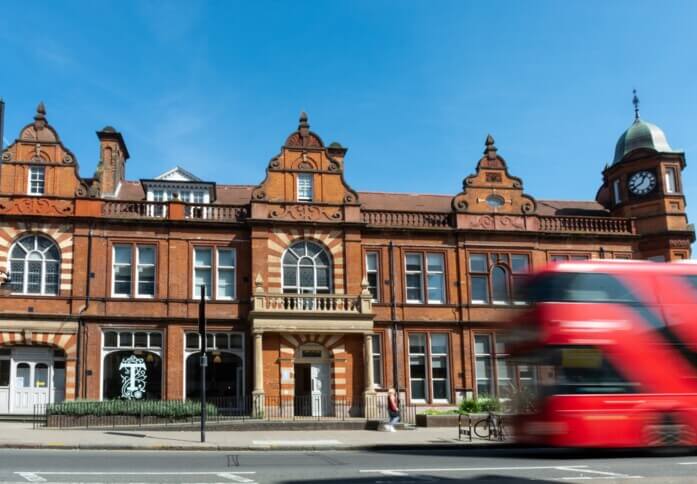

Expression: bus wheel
xmin=644 ymin=414 xmax=692 ymax=455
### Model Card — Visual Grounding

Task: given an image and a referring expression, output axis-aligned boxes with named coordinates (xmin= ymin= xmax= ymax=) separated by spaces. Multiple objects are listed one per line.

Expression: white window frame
xmin=430 ymin=334 xmax=450 ymax=403
xmin=297 ymin=174 xmax=313 ymax=202
xmin=8 ymin=234 xmax=60 ymax=296
xmin=408 ymin=334 xmax=427 ymax=402
xmin=365 ymin=252 xmax=380 ymax=302
xmin=405 ymin=253 xmax=424 ymax=303
xmin=426 ymin=253 xmax=445 ymax=304
xmin=100 ymin=330 xmax=163 ymax=401
xmin=136 ymin=246 xmax=156 ymax=298
xmin=111 ymin=245 xmax=132 ymax=298
xmin=665 ymin=167 xmax=677 ymax=194
xmin=282 ymin=240 xmax=332 ymax=294
xmin=371 ymin=334 xmax=383 ymax=387
xmin=193 ymin=247 xmax=213 ymax=300
xmin=613 ymin=178 xmax=621 ymax=205
xmin=28 ymin=166 xmax=45 ymax=195
xmin=474 ymin=334 xmax=493 ymax=398
xmin=216 ymin=248 xmax=236 ymax=300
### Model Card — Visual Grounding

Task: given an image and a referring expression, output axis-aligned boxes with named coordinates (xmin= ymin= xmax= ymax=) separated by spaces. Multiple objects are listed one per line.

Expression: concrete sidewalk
xmin=0 ymin=422 xmax=508 ymax=451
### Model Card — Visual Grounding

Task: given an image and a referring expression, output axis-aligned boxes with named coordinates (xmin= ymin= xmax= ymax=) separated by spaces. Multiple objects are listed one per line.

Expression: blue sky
xmin=1 ymin=1 xmax=696 ymax=224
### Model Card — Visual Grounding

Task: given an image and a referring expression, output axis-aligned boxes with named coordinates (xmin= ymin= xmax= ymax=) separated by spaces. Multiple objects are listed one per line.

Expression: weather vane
xmin=632 ymin=89 xmax=640 ymax=120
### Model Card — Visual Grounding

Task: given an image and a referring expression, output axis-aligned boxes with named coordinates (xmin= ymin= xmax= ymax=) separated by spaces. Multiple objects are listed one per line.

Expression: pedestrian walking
xmin=386 ymin=388 xmax=400 ymax=432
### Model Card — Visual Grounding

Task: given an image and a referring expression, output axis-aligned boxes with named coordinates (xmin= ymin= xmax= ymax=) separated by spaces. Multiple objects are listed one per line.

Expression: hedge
xmin=47 ymin=400 xmax=219 ymax=418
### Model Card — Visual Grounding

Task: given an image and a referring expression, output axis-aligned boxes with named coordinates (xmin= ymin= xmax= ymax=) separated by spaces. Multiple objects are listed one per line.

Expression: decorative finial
xmin=299 ymin=111 xmax=309 ymax=129
xmin=632 ymin=89 xmax=640 ymax=121
xmin=484 ymin=134 xmax=497 ymax=160
xmin=35 ymin=102 xmax=46 ymax=120
xmin=33 ymin=101 xmax=47 ymax=130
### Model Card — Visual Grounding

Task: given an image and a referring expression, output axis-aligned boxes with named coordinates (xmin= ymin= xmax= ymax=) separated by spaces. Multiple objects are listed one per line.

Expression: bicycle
xmin=473 ymin=412 xmax=506 ymax=441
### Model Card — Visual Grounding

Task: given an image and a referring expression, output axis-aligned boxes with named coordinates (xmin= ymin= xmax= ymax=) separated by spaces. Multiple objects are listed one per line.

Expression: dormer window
xmin=297 ymin=174 xmax=313 ymax=202
xmin=28 ymin=166 xmax=45 ymax=195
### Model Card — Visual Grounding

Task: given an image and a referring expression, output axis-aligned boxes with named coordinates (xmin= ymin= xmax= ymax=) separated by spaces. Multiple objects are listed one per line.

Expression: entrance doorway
xmin=293 ymin=361 xmax=330 ymax=417
xmin=0 ymin=347 xmax=65 ymax=414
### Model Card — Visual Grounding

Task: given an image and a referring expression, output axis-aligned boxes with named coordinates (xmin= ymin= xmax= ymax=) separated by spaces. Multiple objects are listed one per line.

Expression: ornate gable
xmin=0 ymin=103 xmax=84 ymax=198
xmin=452 ymin=135 xmax=536 ymax=215
xmin=251 ymin=113 xmax=360 ymax=223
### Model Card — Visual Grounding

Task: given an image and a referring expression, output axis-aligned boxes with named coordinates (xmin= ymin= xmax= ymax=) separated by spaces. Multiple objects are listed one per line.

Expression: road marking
xmin=362 ymin=465 xmax=589 ymax=473
xmin=14 ymin=471 xmax=257 ymax=483
xmin=679 ymin=462 xmax=697 ymax=465
xmin=556 ymin=466 xmax=642 ymax=479
xmin=15 ymin=473 xmax=46 ymax=483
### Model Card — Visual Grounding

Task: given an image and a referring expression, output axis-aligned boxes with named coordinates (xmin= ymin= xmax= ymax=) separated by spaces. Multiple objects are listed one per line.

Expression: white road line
xmin=251 ymin=440 xmax=341 ymax=446
xmin=15 ymin=473 xmax=46 ymax=483
xmin=14 ymin=472 xmax=256 ymax=475
xmin=556 ymin=466 xmax=642 ymax=479
xmin=216 ymin=473 xmax=257 ymax=483
xmin=361 ymin=465 xmax=589 ymax=473
xmin=678 ymin=462 xmax=697 ymax=465
xmin=377 ymin=470 xmax=409 ymax=476
xmin=560 ymin=478 xmax=642 ymax=481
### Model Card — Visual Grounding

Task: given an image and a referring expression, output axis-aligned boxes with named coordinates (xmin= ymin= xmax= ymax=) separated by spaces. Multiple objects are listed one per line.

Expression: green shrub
xmin=47 ymin=400 xmax=218 ymax=418
xmin=419 ymin=409 xmax=460 ymax=416
xmin=459 ymin=397 xmax=503 ymax=414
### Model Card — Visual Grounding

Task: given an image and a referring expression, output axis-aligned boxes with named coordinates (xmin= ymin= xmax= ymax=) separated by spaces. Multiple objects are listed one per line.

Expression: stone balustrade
xmin=253 ymin=293 xmax=371 ymax=314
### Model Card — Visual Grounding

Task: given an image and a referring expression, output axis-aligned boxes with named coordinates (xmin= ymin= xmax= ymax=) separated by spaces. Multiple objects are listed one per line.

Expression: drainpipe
xmin=388 ymin=241 xmax=400 ymax=401
xmin=75 ymin=224 xmax=94 ymax=399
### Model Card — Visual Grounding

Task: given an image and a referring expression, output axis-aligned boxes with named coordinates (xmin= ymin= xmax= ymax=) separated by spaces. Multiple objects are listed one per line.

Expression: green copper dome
xmin=613 ymin=118 xmax=675 ymax=165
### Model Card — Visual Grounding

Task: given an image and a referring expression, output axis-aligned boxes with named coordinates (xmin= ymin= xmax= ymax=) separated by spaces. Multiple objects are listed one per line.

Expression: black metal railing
xmin=33 ymin=395 xmax=416 ymax=429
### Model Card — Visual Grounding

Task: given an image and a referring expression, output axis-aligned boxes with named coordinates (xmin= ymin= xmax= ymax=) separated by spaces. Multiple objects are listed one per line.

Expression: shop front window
xmin=102 ymin=330 xmax=163 ymax=400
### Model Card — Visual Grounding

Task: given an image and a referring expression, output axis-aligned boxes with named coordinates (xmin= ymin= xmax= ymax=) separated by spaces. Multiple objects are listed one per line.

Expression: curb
xmin=0 ymin=442 xmax=515 ymax=452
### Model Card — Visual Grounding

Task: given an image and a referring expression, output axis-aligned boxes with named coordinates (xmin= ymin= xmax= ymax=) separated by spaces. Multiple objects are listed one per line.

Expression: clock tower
xmin=596 ymin=92 xmax=694 ymax=260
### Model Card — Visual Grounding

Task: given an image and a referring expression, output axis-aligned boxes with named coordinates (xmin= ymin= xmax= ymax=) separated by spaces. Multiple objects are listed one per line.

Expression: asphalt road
xmin=1 ymin=447 xmax=697 ymax=483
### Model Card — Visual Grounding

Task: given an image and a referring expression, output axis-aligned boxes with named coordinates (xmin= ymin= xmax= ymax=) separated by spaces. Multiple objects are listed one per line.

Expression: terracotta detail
xmin=0 ymin=197 xmax=74 ymax=216
xmin=269 ymin=204 xmax=342 ymax=222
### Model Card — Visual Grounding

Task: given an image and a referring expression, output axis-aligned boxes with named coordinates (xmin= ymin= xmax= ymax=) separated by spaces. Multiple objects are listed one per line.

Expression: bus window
xmin=525 ymin=273 xmax=637 ymax=304
xmin=544 ymin=346 xmax=639 ymax=395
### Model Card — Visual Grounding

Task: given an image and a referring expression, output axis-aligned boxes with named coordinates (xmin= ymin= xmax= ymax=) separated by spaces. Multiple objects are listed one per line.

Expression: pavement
xmin=0 ymin=422 xmax=504 ymax=451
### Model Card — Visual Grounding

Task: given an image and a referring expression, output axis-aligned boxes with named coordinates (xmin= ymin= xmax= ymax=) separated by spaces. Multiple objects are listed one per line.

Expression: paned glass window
xmin=282 ymin=240 xmax=331 ymax=294
xmin=408 ymin=333 xmax=451 ymax=403
xmin=9 ymin=234 xmax=60 ymax=295
xmin=371 ymin=334 xmax=383 ymax=387
xmin=550 ymin=254 xmax=590 ymax=262
xmin=194 ymin=248 xmax=212 ymax=299
xmin=136 ymin=246 xmax=156 ymax=297
xmin=297 ymin=174 xmax=313 ymax=202
xmin=475 ymin=332 xmax=535 ymax=398
xmin=365 ymin=252 xmax=380 ymax=302
xmin=405 ymin=254 xmax=423 ymax=303
xmin=28 ymin=166 xmax=45 ymax=195
xmin=469 ymin=252 xmax=530 ymax=305
xmin=217 ymin=249 xmax=236 ymax=299
xmin=613 ymin=179 xmax=621 ymax=204
xmin=426 ymin=254 xmax=445 ymax=304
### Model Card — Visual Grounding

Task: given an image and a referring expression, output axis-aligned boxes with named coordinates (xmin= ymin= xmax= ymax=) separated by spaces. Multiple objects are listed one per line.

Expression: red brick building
xmin=0 ymin=102 xmax=692 ymax=414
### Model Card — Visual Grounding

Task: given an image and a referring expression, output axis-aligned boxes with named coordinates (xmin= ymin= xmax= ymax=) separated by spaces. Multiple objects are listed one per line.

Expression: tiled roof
xmin=114 ymin=181 xmax=608 ymax=216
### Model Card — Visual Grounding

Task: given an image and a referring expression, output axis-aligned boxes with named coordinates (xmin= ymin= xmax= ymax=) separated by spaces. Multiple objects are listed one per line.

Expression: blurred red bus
xmin=512 ymin=260 xmax=697 ymax=448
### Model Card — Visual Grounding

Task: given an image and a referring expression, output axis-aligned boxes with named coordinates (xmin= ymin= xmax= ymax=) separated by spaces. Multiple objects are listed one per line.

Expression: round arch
xmin=282 ymin=240 xmax=332 ymax=294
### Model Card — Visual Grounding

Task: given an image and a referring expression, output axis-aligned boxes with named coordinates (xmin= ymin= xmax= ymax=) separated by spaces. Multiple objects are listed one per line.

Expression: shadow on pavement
xmin=281 ymin=476 xmax=560 ymax=483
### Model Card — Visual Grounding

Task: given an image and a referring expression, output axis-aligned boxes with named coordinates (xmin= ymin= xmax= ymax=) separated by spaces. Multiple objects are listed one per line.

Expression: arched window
xmin=491 ymin=266 xmax=509 ymax=305
xmin=282 ymin=240 xmax=331 ymax=294
xmin=9 ymin=234 xmax=60 ymax=295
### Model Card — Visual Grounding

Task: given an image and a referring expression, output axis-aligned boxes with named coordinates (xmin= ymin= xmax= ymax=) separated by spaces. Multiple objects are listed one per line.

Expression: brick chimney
xmin=95 ymin=126 xmax=129 ymax=196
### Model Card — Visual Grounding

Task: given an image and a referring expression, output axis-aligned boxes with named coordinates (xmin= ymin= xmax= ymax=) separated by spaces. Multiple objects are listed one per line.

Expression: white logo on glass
xmin=119 ymin=355 xmax=147 ymax=399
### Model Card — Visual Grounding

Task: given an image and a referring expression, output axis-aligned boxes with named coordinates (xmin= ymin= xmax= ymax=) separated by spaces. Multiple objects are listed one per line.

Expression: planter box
xmin=415 ymin=414 xmax=461 ymax=427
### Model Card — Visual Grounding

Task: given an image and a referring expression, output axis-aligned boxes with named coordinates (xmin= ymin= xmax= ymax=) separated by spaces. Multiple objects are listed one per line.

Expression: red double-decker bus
xmin=512 ymin=260 xmax=697 ymax=448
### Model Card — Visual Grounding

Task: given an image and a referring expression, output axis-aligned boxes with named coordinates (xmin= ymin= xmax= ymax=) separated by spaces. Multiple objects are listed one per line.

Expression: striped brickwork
xmin=267 ymin=228 xmax=344 ymax=294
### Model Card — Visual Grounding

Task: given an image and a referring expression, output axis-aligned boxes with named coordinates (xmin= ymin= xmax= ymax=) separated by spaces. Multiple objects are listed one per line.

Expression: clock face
xmin=628 ymin=170 xmax=657 ymax=196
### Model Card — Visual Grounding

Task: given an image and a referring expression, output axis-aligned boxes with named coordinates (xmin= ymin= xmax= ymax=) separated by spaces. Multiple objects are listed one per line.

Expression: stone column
xmin=363 ymin=333 xmax=377 ymax=418
xmin=252 ymin=332 xmax=264 ymax=417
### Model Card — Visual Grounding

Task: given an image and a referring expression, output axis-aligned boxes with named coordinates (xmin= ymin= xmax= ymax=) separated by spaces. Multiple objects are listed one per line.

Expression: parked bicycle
xmin=473 ymin=411 xmax=506 ymax=441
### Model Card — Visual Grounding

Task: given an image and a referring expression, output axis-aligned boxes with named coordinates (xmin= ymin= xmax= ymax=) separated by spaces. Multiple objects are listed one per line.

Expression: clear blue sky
xmin=1 ymin=1 xmax=696 ymax=226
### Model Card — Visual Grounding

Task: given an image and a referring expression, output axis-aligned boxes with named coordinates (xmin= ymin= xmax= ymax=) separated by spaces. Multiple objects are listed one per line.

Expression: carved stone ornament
xmin=454 ymin=198 xmax=468 ymax=212
xmin=344 ymin=193 xmax=356 ymax=203
xmin=270 ymin=204 xmax=342 ymax=222
xmin=75 ymin=183 xmax=90 ymax=198
xmin=522 ymin=202 xmax=534 ymax=214
xmin=269 ymin=158 xmax=281 ymax=169
xmin=0 ymin=198 xmax=74 ymax=216
xmin=669 ymin=239 xmax=692 ymax=249
xmin=252 ymin=189 xmax=267 ymax=201
xmin=119 ymin=354 xmax=147 ymax=400
xmin=1 ymin=151 xmax=12 ymax=162
xmin=497 ymin=215 xmax=525 ymax=230
xmin=62 ymin=153 xmax=74 ymax=164
xmin=470 ymin=215 xmax=495 ymax=229
xmin=328 ymin=161 xmax=340 ymax=172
